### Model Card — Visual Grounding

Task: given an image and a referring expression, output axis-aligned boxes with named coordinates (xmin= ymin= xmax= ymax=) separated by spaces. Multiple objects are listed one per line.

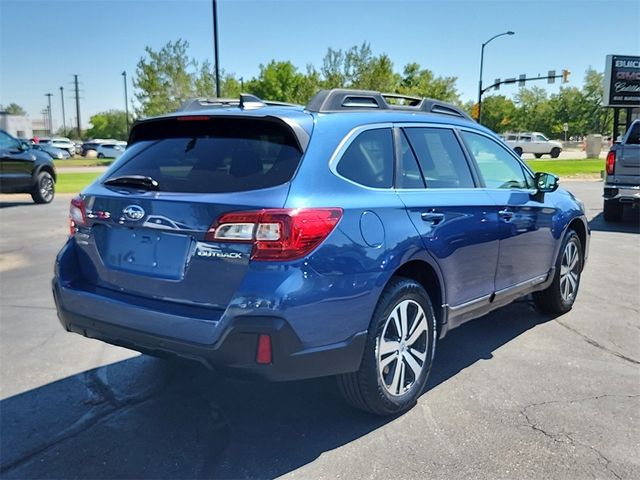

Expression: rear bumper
xmin=603 ymin=184 xmax=640 ymax=203
xmin=52 ymin=278 xmax=366 ymax=381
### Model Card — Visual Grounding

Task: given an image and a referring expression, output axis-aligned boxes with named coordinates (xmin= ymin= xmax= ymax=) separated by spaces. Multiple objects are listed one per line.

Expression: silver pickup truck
xmin=603 ymin=119 xmax=640 ymax=221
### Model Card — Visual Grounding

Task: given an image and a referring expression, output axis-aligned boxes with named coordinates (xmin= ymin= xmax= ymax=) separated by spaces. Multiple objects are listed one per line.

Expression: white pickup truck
xmin=502 ymin=132 xmax=563 ymax=158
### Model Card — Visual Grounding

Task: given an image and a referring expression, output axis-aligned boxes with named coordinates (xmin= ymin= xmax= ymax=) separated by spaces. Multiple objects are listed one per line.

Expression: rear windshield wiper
xmin=104 ymin=175 xmax=160 ymax=190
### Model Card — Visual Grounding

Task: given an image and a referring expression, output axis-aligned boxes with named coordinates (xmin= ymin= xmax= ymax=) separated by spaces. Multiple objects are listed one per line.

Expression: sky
xmin=1 ymin=0 xmax=639 ymax=130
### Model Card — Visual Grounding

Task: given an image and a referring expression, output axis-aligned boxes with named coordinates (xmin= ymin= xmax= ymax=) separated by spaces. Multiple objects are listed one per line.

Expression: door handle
xmin=421 ymin=211 xmax=445 ymax=225
xmin=498 ymin=208 xmax=514 ymax=220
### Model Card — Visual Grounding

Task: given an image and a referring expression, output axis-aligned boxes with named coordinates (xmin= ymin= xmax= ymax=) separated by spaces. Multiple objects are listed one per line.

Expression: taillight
xmin=606 ymin=150 xmax=615 ymax=175
xmin=69 ymin=195 xmax=86 ymax=235
xmin=206 ymin=208 xmax=343 ymax=261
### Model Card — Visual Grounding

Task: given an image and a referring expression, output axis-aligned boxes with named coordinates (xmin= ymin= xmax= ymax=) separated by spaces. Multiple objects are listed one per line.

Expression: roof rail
xmin=306 ymin=89 xmax=474 ymax=121
xmin=178 ymin=94 xmax=300 ymax=112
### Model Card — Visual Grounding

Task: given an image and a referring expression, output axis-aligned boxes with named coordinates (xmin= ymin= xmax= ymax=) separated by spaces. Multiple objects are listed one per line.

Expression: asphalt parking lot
xmin=0 ymin=181 xmax=638 ymax=480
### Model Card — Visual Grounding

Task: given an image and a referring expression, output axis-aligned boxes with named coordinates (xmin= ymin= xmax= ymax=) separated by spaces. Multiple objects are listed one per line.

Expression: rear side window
xmin=403 ymin=127 xmax=474 ymax=188
xmin=336 ymin=128 xmax=393 ymax=188
xmin=397 ymin=131 xmax=425 ymax=189
xmin=106 ymin=118 xmax=302 ymax=193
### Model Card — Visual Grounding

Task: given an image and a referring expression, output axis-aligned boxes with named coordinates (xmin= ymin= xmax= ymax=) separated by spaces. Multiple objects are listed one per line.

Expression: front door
xmin=0 ymin=131 xmax=33 ymax=192
xmin=459 ymin=130 xmax=556 ymax=292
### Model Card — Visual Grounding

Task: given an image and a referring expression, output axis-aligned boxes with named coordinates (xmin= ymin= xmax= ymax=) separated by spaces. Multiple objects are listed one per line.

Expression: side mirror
xmin=20 ymin=141 xmax=31 ymax=151
xmin=534 ymin=172 xmax=559 ymax=193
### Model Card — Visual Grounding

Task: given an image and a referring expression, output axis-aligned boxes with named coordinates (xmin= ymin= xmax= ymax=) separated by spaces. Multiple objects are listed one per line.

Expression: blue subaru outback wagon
xmin=53 ymin=89 xmax=589 ymax=415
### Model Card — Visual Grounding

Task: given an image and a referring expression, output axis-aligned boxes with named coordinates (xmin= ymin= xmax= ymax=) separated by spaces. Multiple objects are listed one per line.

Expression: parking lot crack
xmin=520 ymin=395 xmax=637 ymax=479
xmin=555 ymin=319 xmax=640 ymax=365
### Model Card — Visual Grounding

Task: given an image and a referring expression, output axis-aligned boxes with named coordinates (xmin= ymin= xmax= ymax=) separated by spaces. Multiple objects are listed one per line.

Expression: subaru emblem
xmin=123 ymin=205 xmax=145 ymax=221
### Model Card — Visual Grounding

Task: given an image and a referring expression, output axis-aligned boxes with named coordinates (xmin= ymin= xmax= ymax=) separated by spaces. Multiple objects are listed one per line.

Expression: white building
xmin=0 ymin=112 xmax=34 ymax=139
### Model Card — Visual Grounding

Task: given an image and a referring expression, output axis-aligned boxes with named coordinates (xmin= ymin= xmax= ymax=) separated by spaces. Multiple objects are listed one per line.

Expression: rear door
xmin=395 ymin=125 xmax=500 ymax=307
xmin=459 ymin=130 xmax=556 ymax=291
xmin=74 ymin=116 xmax=304 ymax=310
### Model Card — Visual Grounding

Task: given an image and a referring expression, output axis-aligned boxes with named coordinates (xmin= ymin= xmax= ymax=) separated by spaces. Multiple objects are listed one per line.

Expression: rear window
xmin=106 ymin=118 xmax=302 ymax=193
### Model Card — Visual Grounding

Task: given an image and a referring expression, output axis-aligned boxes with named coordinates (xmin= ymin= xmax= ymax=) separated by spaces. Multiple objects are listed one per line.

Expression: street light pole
xmin=122 ymin=71 xmax=130 ymax=133
xmin=212 ymin=0 xmax=221 ymax=97
xmin=60 ymin=87 xmax=66 ymax=135
xmin=477 ymin=31 xmax=514 ymax=124
xmin=45 ymin=93 xmax=54 ymax=135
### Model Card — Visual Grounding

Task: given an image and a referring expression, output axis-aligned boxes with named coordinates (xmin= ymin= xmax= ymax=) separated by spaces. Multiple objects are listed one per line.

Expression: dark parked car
xmin=31 ymin=143 xmax=71 ymax=159
xmin=0 ymin=129 xmax=56 ymax=203
xmin=53 ymin=90 xmax=589 ymax=415
xmin=81 ymin=141 xmax=102 ymax=156
xmin=603 ymin=119 xmax=640 ymax=221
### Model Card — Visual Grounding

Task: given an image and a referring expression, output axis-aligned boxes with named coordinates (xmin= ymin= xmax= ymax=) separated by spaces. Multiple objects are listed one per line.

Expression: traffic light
xmin=471 ymin=103 xmax=480 ymax=120
xmin=562 ymin=69 xmax=570 ymax=83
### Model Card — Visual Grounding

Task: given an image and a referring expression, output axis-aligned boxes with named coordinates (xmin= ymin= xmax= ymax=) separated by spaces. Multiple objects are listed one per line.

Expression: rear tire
xmin=603 ymin=199 xmax=622 ymax=222
xmin=534 ymin=153 xmax=543 ymax=159
xmin=337 ymin=277 xmax=437 ymax=416
xmin=514 ymin=147 xmax=523 ymax=156
xmin=31 ymin=171 xmax=55 ymax=204
xmin=533 ymin=230 xmax=583 ymax=314
xmin=550 ymin=147 xmax=561 ymax=158
xmin=97 ymin=153 xmax=104 ymax=158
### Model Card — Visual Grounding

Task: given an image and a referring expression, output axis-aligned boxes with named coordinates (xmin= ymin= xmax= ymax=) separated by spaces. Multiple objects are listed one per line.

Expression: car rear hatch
xmin=70 ymin=115 xmax=306 ymax=311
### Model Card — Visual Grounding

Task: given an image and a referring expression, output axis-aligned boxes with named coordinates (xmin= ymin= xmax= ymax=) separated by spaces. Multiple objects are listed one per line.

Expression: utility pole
xmin=122 ymin=71 xmax=130 ymax=133
xmin=60 ymin=87 xmax=66 ymax=135
xmin=212 ymin=0 xmax=220 ymax=97
xmin=73 ymin=75 xmax=81 ymax=138
xmin=45 ymin=93 xmax=54 ymax=135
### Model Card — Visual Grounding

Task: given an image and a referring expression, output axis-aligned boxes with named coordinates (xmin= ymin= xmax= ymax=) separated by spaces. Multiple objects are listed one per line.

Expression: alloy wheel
xmin=377 ymin=299 xmax=428 ymax=396
xmin=559 ymin=240 xmax=579 ymax=302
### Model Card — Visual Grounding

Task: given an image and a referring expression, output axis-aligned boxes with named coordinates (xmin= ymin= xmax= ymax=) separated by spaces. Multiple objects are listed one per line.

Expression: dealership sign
xmin=603 ymin=55 xmax=640 ymax=107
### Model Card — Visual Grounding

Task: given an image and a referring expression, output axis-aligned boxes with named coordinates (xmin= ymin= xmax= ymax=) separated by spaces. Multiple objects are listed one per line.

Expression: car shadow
xmin=0 ymin=300 xmax=555 ymax=479
xmin=0 ymin=200 xmax=35 ymax=209
xmin=589 ymin=209 xmax=640 ymax=234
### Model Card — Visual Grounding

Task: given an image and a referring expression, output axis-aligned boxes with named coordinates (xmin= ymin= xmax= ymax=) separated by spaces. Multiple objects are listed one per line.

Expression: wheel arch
xmin=567 ymin=216 xmax=588 ymax=270
xmin=389 ymin=259 xmax=446 ymax=335
xmin=34 ymin=163 xmax=57 ymax=183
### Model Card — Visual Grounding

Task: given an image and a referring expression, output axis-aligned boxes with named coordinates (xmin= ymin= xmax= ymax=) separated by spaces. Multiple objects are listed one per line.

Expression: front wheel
xmin=97 ymin=153 xmax=104 ymax=158
xmin=533 ymin=230 xmax=583 ymax=314
xmin=337 ymin=277 xmax=437 ymax=416
xmin=550 ymin=147 xmax=561 ymax=158
xmin=514 ymin=147 xmax=523 ymax=156
xmin=31 ymin=171 xmax=55 ymax=204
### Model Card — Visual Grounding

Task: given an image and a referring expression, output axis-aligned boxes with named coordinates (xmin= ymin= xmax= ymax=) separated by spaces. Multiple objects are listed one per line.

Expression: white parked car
xmin=50 ymin=138 xmax=76 ymax=156
xmin=96 ymin=142 xmax=126 ymax=158
xmin=502 ymin=132 xmax=563 ymax=158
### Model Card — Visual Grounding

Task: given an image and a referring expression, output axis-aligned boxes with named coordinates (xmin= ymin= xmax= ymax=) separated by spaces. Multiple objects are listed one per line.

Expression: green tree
xmin=398 ymin=63 xmax=459 ymax=103
xmin=85 ymin=110 xmax=132 ymax=140
xmin=134 ymin=39 xmax=228 ymax=116
xmin=477 ymin=95 xmax=517 ymax=133
xmin=245 ymin=61 xmax=319 ymax=104
xmin=4 ymin=103 xmax=26 ymax=115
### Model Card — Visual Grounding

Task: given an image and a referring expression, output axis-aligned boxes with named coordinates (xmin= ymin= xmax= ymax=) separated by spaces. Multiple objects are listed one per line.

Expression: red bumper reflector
xmin=256 ymin=334 xmax=272 ymax=365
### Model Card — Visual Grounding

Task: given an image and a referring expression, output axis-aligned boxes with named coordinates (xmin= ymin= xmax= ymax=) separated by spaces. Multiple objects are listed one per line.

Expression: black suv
xmin=0 ymin=129 xmax=56 ymax=203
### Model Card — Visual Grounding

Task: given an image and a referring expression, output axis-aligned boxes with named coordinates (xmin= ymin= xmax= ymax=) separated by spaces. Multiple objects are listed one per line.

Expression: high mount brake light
xmin=69 ymin=196 xmax=86 ymax=235
xmin=206 ymin=208 xmax=343 ymax=261
xmin=606 ymin=150 xmax=615 ymax=176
